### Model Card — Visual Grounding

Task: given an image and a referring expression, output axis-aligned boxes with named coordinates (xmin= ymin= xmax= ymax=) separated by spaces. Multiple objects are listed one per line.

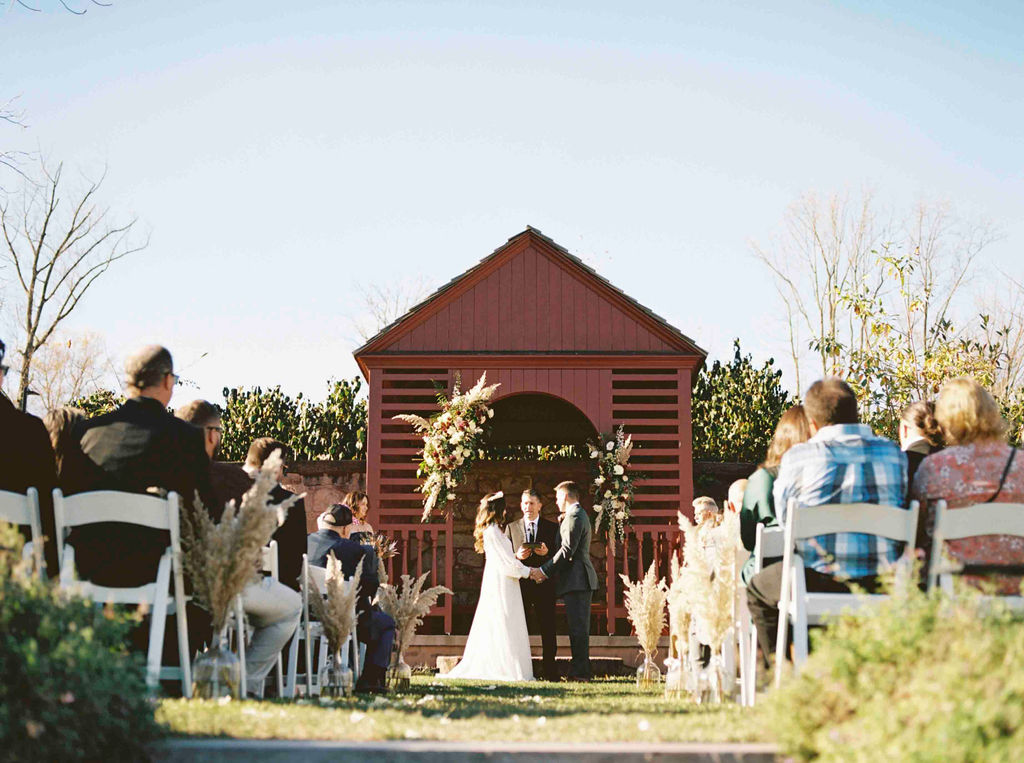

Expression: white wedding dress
xmin=442 ymin=523 xmax=535 ymax=681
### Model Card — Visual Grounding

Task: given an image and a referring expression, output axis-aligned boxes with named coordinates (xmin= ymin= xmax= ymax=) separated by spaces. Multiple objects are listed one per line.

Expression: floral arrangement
xmin=620 ymin=560 xmax=667 ymax=679
xmin=588 ymin=426 xmax=635 ymax=541
xmin=367 ymin=532 xmax=399 ymax=584
xmin=394 ymin=372 xmax=500 ymax=521
xmin=308 ymin=556 xmax=362 ymax=655
xmin=181 ymin=450 xmax=299 ymax=632
xmin=377 ymin=572 xmax=453 ymax=681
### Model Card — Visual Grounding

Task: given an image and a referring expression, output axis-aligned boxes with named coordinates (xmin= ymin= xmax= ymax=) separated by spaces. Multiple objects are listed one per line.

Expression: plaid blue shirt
xmin=773 ymin=424 xmax=908 ymax=580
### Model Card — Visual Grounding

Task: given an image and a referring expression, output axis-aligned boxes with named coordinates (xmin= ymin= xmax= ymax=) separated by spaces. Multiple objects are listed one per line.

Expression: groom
xmin=530 ymin=480 xmax=598 ymax=681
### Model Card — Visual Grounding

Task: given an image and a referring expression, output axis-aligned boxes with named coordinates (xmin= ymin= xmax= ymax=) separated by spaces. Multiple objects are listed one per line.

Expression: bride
xmin=442 ymin=491 xmax=534 ymax=681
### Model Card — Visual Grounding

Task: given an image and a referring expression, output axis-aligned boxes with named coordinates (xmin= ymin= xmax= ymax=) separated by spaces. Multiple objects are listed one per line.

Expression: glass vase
xmin=318 ymin=651 xmax=353 ymax=698
xmin=663 ymin=656 xmax=683 ymax=699
xmin=636 ymin=653 xmax=662 ymax=689
xmin=388 ymin=653 xmax=412 ymax=690
xmin=192 ymin=631 xmax=241 ymax=699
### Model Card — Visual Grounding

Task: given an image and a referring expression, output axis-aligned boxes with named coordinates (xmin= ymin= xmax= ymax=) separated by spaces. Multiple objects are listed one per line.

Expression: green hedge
xmin=0 ymin=524 xmax=160 ymax=762
xmin=770 ymin=581 xmax=1024 ymax=761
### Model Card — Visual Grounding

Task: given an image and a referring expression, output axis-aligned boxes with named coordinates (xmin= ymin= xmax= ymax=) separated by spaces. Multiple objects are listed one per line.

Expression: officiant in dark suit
xmin=505 ymin=488 xmax=559 ymax=680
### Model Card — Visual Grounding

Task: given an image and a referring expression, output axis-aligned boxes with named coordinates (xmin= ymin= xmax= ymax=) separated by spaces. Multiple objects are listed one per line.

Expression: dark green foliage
xmin=69 ymin=388 xmax=124 ymax=418
xmin=692 ymin=339 xmax=793 ymax=463
xmin=219 ymin=378 xmax=367 ymax=462
xmin=771 ymin=582 xmax=1024 ymax=761
xmin=0 ymin=524 xmax=161 ymax=762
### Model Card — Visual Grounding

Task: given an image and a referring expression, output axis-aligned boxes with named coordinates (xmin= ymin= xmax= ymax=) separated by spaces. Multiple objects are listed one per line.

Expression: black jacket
xmin=0 ymin=394 xmax=58 ymax=575
xmin=70 ymin=396 xmax=216 ymax=586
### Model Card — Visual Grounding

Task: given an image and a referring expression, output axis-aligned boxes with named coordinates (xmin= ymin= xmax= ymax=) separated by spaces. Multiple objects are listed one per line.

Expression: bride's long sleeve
xmin=485 ymin=525 xmax=531 ymax=579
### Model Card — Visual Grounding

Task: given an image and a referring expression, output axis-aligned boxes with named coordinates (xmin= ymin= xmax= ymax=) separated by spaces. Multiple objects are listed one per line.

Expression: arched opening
xmin=487 ymin=392 xmax=598 ymax=452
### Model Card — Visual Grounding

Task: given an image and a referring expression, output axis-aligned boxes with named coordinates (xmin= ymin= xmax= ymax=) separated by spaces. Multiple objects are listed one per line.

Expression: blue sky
xmin=2 ymin=1 xmax=1022 ymax=408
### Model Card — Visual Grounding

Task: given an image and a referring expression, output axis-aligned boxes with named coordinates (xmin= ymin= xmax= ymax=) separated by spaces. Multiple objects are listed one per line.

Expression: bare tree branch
xmin=0 ymin=158 xmax=147 ymax=407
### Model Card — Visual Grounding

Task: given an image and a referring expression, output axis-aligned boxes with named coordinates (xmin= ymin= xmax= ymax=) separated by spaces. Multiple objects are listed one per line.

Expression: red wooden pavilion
xmin=354 ymin=228 xmax=706 ymax=634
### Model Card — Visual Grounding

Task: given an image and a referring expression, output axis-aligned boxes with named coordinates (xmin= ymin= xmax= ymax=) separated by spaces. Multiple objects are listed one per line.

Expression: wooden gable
xmin=355 ymin=228 xmax=705 ymax=360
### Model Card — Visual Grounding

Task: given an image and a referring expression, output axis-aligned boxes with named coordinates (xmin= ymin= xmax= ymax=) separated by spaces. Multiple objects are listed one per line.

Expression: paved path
xmin=153 ymin=739 xmax=778 ymax=762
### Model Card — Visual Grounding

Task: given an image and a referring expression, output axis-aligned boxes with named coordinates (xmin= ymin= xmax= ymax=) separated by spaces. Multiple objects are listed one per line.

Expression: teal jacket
xmin=739 ymin=466 xmax=779 ymax=584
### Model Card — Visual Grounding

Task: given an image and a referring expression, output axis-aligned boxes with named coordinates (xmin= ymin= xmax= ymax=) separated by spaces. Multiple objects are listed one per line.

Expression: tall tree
xmin=1 ymin=161 xmax=147 ymax=408
xmin=753 ymin=191 xmax=998 ymax=393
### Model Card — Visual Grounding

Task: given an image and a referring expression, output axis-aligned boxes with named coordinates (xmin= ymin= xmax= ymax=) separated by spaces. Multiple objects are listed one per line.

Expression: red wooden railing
xmin=382 ymin=518 xmax=455 ymax=634
xmin=605 ymin=523 xmax=679 ymax=635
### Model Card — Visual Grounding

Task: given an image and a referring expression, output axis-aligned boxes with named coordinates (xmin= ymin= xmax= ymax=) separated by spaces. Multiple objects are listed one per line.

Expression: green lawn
xmin=158 ymin=677 xmax=768 ymax=743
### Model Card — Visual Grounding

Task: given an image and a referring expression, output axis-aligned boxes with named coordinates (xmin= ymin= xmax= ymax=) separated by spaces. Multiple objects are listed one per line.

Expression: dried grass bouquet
xmin=377 ymin=572 xmax=452 ymax=666
xmin=367 ymin=532 xmax=399 ymax=584
xmin=620 ymin=560 xmax=667 ymax=662
xmin=308 ymin=555 xmax=362 ymax=654
xmin=181 ymin=450 xmax=300 ymax=632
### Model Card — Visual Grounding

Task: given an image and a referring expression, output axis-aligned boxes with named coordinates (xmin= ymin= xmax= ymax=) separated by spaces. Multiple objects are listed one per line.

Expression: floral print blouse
xmin=910 ymin=441 xmax=1024 ymax=595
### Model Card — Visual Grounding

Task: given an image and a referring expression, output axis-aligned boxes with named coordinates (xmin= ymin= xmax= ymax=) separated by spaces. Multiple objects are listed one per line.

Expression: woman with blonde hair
xmin=911 ymin=377 xmax=1024 ymax=594
xmin=442 ymin=492 xmax=534 ymax=681
xmin=739 ymin=405 xmax=812 ymax=585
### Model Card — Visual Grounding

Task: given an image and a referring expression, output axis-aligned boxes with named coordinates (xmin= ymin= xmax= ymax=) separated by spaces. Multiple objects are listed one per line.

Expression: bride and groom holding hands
xmin=442 ymin=481 xmax=599 ymax=682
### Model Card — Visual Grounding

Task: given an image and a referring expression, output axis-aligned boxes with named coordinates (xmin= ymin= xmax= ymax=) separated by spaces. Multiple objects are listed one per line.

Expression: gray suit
xmin=540 ymin=504 xmax=597 ymax=679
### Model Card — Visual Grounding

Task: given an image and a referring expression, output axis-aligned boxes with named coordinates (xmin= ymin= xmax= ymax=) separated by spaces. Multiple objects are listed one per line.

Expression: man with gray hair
xmin=70 ymin=345 xmax=215 ymax=587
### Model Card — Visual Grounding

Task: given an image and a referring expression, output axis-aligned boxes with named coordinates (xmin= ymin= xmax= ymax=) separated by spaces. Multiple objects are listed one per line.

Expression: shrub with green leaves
xmin=0 ymin=523 xmax=160 ymax=762
xmin=692 ymin=339 xmax=793 ymax=463
xmin=770 ymin=583 xmax=1024 ymax=761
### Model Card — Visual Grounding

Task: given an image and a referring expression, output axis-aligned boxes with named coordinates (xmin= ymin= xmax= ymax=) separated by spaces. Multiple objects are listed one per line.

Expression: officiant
xmin=506 ymin=488 xmax=559 ymax=680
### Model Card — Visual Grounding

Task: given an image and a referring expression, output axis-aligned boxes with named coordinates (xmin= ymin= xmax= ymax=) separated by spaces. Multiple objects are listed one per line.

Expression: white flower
xmin=616 ymin=511 xmax=625 ymax=520
xmin=450 ymin=431 xmax=463 ymax=444
xmin=613 ymin=465 xmax=624 ymax=476
xmin=623 ymin=475 xmax=629 ymax=482
xmin=478 ymin=449 xmax=485 ymax=459
xmin=594 ymin=476 xmax=605 ymax=486
xmin=606 ymin=441 xmax=614 ymax=451
xmin=589 ymin=450 xmax=598 ymax=459
xmin=446 ymin=493 xmax=455 ymax=501
xmin=462 ymin=448 xmax=472 ymax=458
xmin=604 ymin=490 xmax=612 ymax=498
xmin=487 ymin=408 xmax=494 ymax=418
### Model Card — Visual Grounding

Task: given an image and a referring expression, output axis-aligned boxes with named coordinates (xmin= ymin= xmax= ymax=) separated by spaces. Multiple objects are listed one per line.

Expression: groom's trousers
xmin=562 ymin=589 xmax=593 ymax=679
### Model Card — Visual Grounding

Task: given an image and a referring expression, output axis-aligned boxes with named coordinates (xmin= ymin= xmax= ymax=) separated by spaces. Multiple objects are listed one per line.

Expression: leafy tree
xmin=692 ymin=339 xmax=793 ymax=463
xmin=69 ymin=388 xmax=124 ymax=417
xmin=219 ymin=378 xmax=367 ymax=462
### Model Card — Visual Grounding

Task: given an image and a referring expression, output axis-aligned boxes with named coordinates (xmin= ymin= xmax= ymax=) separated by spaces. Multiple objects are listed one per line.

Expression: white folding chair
xmin=226 ymin=540 xmax=288 ymax=698
xmin=774 ymin=501 xmax=919 ymax=687
xmin=740 ymin=524 xmax=784 ymax=705
xmin=286 ymin=554 xmax=362 ymax=697
xmin=52 ymin=489 xmax=192 ymax=697
xmin=0 ymin=488 xmax=44 ymax=577
xmin=927 ymin=500 xmax=1024 ymax=611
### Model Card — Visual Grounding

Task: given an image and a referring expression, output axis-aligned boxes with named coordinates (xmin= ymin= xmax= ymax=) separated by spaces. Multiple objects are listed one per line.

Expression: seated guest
xmin=344 ymin=490 xmax=374 ymax=544
xmin=745 ymin=379 xmax=908 ymax=670
xmin=71 ymin=345 xmax=216 ymax=587
xmin=242 ymin=437 xmax=307 ymax=592
xmin=45 ymin=406 xmax=107 ymax=497
xmin=174 ymin=400 xmax=300 ymax=695
xmin=900 ymin=400 xmax=943 ymax=487
xmin=0 ymin=340 xmax=58 ymax=576
xmin=739 ymin=405 xmax=811 ymax=585
xmin=911 ymin=378 xmax=1024 ymax=594
xmin=308 ymin=504 xmax=396 ymax=693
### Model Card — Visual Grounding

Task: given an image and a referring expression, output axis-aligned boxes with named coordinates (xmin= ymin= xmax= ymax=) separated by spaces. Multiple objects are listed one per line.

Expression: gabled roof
xmin=354 ymin=227 xmax=707 ymax=361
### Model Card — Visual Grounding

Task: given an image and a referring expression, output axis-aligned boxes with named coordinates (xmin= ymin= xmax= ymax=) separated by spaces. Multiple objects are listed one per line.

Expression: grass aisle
xmin=158 ymin=677 xmax=767 ymax=743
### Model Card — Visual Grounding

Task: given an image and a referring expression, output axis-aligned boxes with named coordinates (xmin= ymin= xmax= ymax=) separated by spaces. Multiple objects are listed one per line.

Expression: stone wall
xmin=280 ymin=460 xmax=367 ymax=532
